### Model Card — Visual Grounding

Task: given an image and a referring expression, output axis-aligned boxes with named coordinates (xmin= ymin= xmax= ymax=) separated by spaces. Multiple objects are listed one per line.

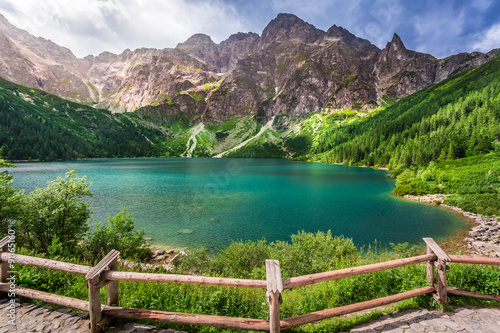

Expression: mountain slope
xmin=306 ymin=56 xmax=500 ymax=169
xmin=0 ymin=13 xmax=495 ymax=125
xmin=0 ymin=77 xmax=167 ymax=160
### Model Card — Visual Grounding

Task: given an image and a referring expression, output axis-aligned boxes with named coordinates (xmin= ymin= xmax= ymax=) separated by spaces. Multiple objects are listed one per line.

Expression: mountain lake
xmin=10 ymin=158 xmax=467 ymax=251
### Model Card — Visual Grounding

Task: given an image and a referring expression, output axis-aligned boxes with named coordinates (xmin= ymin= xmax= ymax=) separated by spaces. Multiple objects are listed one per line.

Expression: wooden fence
xmin=0 ymin=236 xmax=499 ymax=332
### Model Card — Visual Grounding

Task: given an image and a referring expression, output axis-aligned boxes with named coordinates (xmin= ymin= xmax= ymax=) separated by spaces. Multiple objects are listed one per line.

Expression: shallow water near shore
xmin=10 ymin=158 xmax=467 ymax=251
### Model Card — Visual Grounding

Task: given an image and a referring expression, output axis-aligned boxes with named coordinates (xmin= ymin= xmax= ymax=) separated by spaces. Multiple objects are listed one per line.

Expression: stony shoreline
xmin=404 ymin=194 xmax=500 ymax=257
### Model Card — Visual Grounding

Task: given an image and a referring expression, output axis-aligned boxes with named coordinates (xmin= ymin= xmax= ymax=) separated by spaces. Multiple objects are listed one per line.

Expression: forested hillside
xmin=284 ymin=56 xmax=500 ymax=215
xmin=0 ymin=77 xmax=167 ymax=160
xmin=307 ymin=56 xmax=500 ymax=168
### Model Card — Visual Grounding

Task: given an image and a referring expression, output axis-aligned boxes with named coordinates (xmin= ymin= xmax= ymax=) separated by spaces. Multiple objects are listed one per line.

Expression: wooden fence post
xmin=88 ymin=275 xmax=102 ymax=332
xmin=437 ymin=259 xmax=448 ymax=305
xmin=423 ymin=238 xmax=450 ymax=307
xmin=0 ymin=236 xmax=11 ymax=298
xmin=426 ymin=242 xmax=435 ymax=285
xmin=107 ymin=257 xmax=118 ymax=306
xmin=86 ymin=250 xmax=120 ymax=332
xmin=266 ymin=259 xmax=283 ymax=333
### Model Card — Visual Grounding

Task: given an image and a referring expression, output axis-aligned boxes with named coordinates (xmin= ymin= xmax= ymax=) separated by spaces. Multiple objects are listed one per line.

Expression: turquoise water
xmin=10 ymin=158 xmax=466 ymax=251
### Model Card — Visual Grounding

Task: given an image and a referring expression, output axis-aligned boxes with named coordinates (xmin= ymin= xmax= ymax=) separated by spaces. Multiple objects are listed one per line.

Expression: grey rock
xmin=0 ymin=12 xmax=493 ymax=124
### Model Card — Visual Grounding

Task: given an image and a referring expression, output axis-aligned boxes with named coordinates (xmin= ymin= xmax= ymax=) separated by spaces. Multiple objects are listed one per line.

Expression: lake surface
xmin=10 ymin=158 xmax=467 ymax=251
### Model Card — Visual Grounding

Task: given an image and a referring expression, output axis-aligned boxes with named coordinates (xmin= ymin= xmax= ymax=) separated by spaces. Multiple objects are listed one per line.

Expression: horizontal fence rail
xmin=281 ymin=286 xmax=436 ymax=328
xmin=1 ymin=236 xmax=499 ymax=333
xmin=282 ymin=254 xmax=436 ymax=289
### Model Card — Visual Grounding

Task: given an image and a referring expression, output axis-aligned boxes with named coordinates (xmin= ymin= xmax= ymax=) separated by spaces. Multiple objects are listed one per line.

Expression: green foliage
xmin=178 ymin=231 xmax=359 ymax=279
xmin=13 ymin=231 xmax=500 ymax=333
xmin=310 ymin=57 xmax=500 ymax=168
xmin=47 ymin=235 xmax=72 ymax=258
xmin=15 ymin=170 xmax=92 ymax=254
xmin=394 ymin=153 xmax=500 ymax=215
xmin=0 ymin=77 xmax=165 ymax=160
xmin=284 ymin=135 xmax=313 ymax=157
xmin=0 ymin=150 xmax=22 ymax=234
xmin=188 ymin=91 xmax=205 ymax=101
xmin=225 ymin=141 xmax=284 ymax=158
xmin=83 ymin=209 xmax=151 ymax=261
xmin=0 ymin=148 xmax=14 ymax=168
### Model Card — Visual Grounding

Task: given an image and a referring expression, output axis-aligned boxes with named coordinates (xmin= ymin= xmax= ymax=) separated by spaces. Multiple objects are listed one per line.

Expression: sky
xmin=1 ymin=0 xmax=500 ymax=59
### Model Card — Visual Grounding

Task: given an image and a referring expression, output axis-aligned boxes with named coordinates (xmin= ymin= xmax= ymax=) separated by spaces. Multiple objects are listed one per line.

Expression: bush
xmin=15 ymin=170 xmax=91 ymax=254
xmin=83 ymin=209 xmax=151 ymax=262
xmin=178 ymin=231 xmax=359 ymax=280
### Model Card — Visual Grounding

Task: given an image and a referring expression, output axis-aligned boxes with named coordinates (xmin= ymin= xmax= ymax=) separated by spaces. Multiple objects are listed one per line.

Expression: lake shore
xmin=403 ymin=194 xmax=500 ymax=257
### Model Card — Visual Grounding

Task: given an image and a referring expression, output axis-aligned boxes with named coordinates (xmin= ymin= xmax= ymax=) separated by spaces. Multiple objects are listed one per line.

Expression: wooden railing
xmin=0 ymin=236 xmax=499 ymax=332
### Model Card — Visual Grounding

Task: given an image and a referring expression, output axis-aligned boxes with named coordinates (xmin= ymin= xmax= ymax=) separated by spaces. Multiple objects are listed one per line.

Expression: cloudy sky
xmin=1 ymin=0 xmax=500 ymax=59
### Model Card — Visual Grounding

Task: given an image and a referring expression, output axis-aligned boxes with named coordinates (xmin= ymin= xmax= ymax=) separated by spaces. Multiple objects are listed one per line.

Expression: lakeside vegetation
xmin=2 ymin=149 xmax=500 ymax=332
xmin=394 ymin=153 xmax=500 ymax=215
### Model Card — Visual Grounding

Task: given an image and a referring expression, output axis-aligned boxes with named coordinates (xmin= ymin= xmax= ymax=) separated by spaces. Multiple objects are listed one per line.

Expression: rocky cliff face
xmin=0 ymin=13 xmax=495 ymax=125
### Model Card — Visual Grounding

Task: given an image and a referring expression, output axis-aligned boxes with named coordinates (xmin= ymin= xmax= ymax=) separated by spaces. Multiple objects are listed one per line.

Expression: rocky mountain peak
xmin=177 ymin=33 xmax=215 ymax=48
xmin=260 ymin=13 xmax=324 ymax=44
xmin=326 ymin=24 xmax=379 ymax=53
xmin=221 ymin=32 xmax=259 ymax=45
xmin=0 ymin=12 xmax=495 ymax=122
xmin=386 ymin=33 xmax=406 ymax=52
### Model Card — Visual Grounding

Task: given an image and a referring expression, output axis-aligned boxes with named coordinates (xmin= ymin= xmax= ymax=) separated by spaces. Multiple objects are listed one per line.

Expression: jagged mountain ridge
xmin=0 ymin=13 xmax=495 ymax=125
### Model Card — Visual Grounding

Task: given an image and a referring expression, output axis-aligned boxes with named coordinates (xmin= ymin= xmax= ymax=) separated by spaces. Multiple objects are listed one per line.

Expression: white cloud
xmin=472 ymin=23 xmax=500 ymax=52
xmin=1 ymin=0 xmax=246 ymax=57
xmin=413 ymin=5 xmax=466 ymax=58
xmin=471 ymin=0 xmax=493 ymax=11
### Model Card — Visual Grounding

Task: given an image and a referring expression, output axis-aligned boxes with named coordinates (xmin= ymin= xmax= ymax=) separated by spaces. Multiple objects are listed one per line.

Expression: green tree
xmin=0 ymin=148 xmax=14 ymax=168
xmin=83 ymin=209 xmax=151 ymax=261
xmin=0 ymin=149 xmax=22 ymax=234
xmin=15 ymin=170 xmax=92 ymax=254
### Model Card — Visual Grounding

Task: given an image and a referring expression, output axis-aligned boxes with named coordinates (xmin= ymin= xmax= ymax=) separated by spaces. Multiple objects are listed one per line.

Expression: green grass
xmin=394 ymin=153 xmax=500 ymax=215
xmin=15 ymin=232 xmax=500 ymax=332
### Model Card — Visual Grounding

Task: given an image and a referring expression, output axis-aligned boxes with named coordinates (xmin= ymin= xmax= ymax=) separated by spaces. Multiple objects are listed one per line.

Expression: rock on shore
xmin=404 ymin=194 xmax=500 ymax=257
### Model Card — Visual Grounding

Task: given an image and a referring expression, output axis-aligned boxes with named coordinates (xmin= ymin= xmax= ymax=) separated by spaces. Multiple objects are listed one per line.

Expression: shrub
xmin=83 ymin=209 xmax=151 ymax=262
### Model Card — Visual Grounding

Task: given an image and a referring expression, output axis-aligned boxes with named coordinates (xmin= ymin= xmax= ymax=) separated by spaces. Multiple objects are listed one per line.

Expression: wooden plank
xmin=282 ymin=254 xmax=436 ymax=289
xmin=95 ymin=280 xmax=113 ymax=289
xmin=266 ymin=260 xmax=283 ymax=293
xmin=0 ymin=251 xmax=265 ymax=288
xmin=423 ymin=238 xmax=451 ymax=262
xmin=103 ymin=306 xmax=272 ymax=331
xmin=0 ymin=236 xmax=11 ymax=249
xmin=447 ymin=287 xmax=500 ymax=301
xmin=449 ymin=255 xmax=500 ymax=265
xmin=86 ymin=249 xmax=120 ymax=281
xmin=102 ymin=271 xmax=267 ymax=289
xmin=107 ymin=257 xmax=119 ymax=306
xmin=97 ymin=316 xmax=114 ymax=330
xmin=0 ymin=252 xmax=90 ymax=275
xmin=89 ymin=276 xmax=103 ymax=333
xmin=426 ymin=243 xmax=435 ymax=284
xmin=281 ymin=286 xmax=435 ymax=328
xmin=0 ymin=283 xmax=89 ymax=312
xmin=266 ymin=260 xmax=282 ymax=333
xmin=437 ymin=259 xmax=448 ymax=305
xmin=0 ymin=239 xmax=10 ymax=298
